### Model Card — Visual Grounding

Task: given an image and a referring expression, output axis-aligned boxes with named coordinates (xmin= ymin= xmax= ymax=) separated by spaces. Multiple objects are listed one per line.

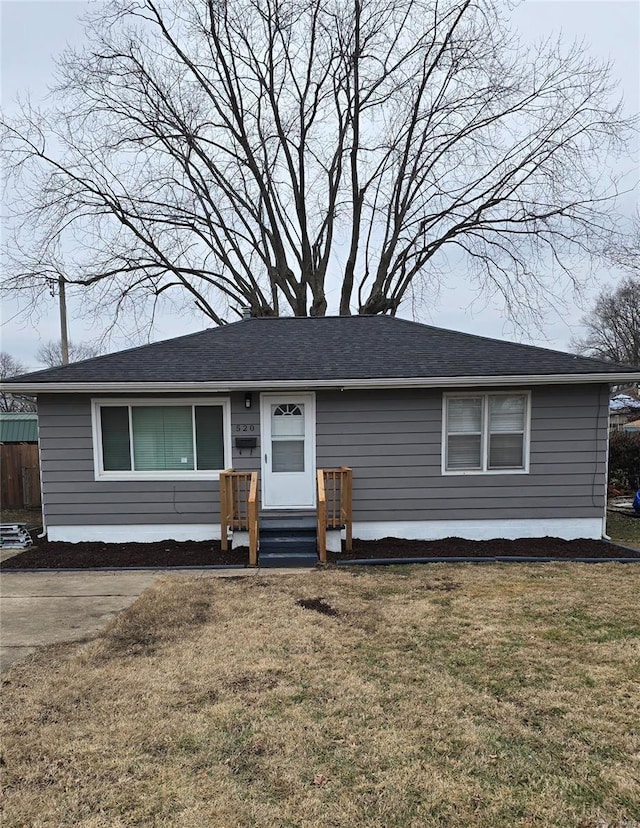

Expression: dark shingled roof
xmin=6 ymin=316 xmax=638 ymax=385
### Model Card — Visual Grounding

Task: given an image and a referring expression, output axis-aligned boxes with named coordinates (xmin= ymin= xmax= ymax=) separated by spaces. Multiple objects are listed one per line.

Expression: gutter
xmin=36 ymin=431 xmax=47 ymax=540
xmin=2 ymin=371 xmax=640 ymax=394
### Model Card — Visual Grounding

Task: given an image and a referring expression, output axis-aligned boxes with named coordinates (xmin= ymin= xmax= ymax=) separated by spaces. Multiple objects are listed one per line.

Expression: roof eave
xmin=2 ymin=371 xmax=639 ymax=394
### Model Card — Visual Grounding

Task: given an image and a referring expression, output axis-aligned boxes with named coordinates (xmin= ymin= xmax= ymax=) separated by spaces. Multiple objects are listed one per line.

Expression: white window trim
xmin=441 ymin=391 xmax=531 ymax=476
xmin=91 ymin=397 xmax=232 ymax=481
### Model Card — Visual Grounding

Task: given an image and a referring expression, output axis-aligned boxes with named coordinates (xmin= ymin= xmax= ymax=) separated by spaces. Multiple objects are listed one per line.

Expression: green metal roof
xmin=0 ymin=413 xmax=39 ymax=443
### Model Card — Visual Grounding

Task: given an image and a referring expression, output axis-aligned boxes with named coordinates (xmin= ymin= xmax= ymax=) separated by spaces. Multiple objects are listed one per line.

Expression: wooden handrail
xmin=247 ymin=471 xmax=258 ymax=567
xmin=341 ymin=466 xmax=353 ymax=552
xmin=317 ymin=469 xmax=327 ymax=564
xmin=316 ymin=466 xmax=352 ymax=561
xmin=219 ymin=469 xmax=259 ymax=565
xmin=220 ymin=468 xmax=233 ymax=551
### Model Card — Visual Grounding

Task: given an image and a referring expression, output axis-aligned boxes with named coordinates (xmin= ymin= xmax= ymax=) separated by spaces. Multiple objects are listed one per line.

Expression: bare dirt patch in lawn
xmin=295 ymin=596 xmax=339 ymax=617
xmin=1 ymin=565 xmax=639 ymax=828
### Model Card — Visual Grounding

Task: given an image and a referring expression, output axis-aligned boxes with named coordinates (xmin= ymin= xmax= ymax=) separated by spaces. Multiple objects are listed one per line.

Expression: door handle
xmin=265 ymin=453 xmax=267 ymax=464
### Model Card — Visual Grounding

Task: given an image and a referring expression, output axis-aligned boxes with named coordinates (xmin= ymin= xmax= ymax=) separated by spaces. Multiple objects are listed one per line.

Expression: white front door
xmin=261 ymin=393 xmax=316 ymax=509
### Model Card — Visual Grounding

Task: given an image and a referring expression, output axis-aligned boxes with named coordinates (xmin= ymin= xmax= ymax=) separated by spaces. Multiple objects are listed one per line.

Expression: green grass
xmin=607 ymin=510 xmax=640 ymax=550
xmin=1 ymin=565 xmax=639 ymax=827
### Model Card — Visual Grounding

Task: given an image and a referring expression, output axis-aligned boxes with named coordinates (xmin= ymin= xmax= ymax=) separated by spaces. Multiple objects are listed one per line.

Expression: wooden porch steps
xmin=258 ymin=513 xmax=318 ymax=568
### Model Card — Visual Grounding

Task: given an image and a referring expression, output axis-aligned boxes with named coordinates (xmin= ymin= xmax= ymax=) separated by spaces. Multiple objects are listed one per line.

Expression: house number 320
xmin=235 ymin=424 xmax=255 ymax=432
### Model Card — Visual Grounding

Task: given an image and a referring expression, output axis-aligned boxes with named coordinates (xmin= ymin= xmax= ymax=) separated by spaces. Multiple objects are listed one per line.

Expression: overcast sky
xmin=1 ymin=0 xmax=639 ymax=368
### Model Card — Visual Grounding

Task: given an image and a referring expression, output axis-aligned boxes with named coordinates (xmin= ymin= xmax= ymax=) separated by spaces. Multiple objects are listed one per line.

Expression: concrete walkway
xmin=0 ymin=566 xmax=313 ymax=672
xmin=0 ymin=570 xmax=162 ymax=672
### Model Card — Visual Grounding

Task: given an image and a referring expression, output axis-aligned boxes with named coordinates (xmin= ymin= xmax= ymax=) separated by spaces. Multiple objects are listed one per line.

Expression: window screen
xmin=446 ymin=397 xmax=482 ymax=470
xmin=488 ymin=396 xmax=525 ymax=469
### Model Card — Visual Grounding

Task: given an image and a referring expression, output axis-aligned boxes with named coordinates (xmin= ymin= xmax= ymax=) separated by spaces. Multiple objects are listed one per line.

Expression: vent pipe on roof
xmin=241 ymin=306 xmax=252 ymax=319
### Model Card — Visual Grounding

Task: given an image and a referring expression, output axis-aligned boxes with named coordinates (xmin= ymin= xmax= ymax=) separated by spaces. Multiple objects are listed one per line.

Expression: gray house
xmin=3 ymin=316 xmax=639 ymax=549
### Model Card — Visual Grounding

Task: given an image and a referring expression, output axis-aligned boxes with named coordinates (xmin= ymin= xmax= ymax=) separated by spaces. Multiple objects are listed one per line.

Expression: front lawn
xmin=2 ymin=565 xmax=639 ymax=827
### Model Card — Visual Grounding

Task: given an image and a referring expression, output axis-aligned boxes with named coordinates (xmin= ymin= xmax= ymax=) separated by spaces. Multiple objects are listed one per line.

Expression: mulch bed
xmin=1 ymin=534 xmax=637 ymax=569
xmin=328 ymin=536 xmax=639 ymax=560
xmin=1 ymin=539 xmax=248 ymax=569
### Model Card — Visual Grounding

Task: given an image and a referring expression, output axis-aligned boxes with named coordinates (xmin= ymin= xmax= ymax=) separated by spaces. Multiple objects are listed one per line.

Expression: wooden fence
xmin=0 ymin=443 xmax=41 ymax=510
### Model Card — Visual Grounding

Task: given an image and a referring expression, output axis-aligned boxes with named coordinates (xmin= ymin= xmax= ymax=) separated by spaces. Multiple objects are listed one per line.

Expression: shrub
xmin=608 ymin=431 xmax=640 ymax=492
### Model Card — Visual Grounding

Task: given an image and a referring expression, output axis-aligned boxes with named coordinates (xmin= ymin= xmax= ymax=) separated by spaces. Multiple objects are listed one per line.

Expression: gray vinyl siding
xmin=37 ymin=393 xmax=253 ymax=526
xmin=37 ymin=383 xmax=608 ymax=529
xmin=315 ymin=385 xmax=609 ymax=522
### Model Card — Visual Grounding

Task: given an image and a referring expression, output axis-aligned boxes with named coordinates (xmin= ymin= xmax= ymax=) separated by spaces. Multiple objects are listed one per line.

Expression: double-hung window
xmin=443 ymin=392 xmax=530 ymax=474
xmin=93 ymin=399 xmax=230 ymax=480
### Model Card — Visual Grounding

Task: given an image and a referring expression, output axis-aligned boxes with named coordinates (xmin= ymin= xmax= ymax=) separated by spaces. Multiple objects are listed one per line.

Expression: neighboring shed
xmin=0 ymin=413 xmax=41 ymax=510
xmin=623 ymin=418 xmax=640 ymax=433
xmin=0 ymin=413 xmax=39 ymax=444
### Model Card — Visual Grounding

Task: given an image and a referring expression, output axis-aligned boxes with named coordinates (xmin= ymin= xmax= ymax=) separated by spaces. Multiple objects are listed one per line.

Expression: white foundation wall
xmin=352 ymin=518 xmax=604 ymax=542
xmin=47 ymin=518 xmax=604 ymax=544
xmin=47 ymin=524 xmax=221 ymax=543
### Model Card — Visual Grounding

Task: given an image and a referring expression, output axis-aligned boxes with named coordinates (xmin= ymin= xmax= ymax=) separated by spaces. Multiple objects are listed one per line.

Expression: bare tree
xmin=0 ymin=353 xmax=36 ymax=412
xmin=605 ymin=218 xmax=640 ymax=278
xmin=574 ymin=276 xmax=640 ymax=368
xmin=2 ymin=0 xmax=636 ymax=332
xmin=36 ymin=339 xmax=102 ymax=368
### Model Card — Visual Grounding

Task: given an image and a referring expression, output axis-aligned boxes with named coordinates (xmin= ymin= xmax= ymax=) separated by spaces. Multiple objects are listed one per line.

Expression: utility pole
xmin=58 ymin=274 xmax=69 ymax=365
